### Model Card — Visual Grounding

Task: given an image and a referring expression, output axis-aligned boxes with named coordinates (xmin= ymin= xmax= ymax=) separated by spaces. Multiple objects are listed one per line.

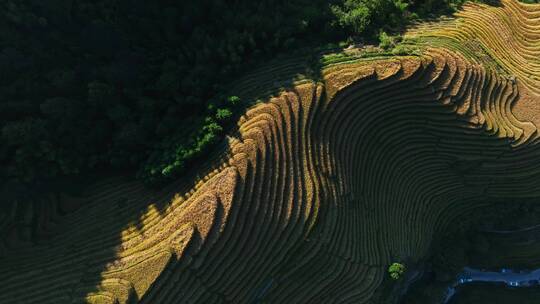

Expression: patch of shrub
xmin=388 ymin=262 xmax=406 ymax=280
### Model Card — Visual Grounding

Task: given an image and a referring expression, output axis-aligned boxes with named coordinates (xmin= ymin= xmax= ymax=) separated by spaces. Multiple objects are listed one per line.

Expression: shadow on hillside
xmin=76 ymin=49 xmax=328 ymax=301
xmin=0 ymin=46 xmax=327 ymax=300
xmin=0 ymin=0 xmax=508 ymax=297
xmin=485 ymin=0 xmax=502 ymax=7
xmin=0 ymin=0 xmax=512 ymax=291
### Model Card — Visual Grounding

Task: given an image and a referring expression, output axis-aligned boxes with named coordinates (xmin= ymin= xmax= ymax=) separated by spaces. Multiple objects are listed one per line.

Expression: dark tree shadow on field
xmin=0 ymin=0 xmax=506 ymax=301
xmin=0 ymin=42 xmax=330 ymax=302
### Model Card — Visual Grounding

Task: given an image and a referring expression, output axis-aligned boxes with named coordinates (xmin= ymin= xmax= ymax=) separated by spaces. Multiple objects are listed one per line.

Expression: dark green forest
xmin=0 ymin=0 xmax=484 ymax=191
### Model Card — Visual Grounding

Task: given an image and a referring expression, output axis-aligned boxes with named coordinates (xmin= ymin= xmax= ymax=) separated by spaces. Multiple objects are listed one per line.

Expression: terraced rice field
xmin=1 ymin=0 xmax=540 ymax=303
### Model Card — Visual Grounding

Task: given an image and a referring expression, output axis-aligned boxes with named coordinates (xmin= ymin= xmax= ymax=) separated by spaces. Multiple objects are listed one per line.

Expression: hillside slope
xmin=1 ymin=0 xmax=540 ymax=303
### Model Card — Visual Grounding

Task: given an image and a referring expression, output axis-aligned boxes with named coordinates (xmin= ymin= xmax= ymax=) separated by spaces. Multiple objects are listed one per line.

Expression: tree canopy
xmin=0 ymin=0 xmax=488 ymax=191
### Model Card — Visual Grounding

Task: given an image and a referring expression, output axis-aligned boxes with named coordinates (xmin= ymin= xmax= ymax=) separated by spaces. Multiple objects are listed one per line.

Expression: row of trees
xmin=1 ymin=0 xmax=489 ymax=191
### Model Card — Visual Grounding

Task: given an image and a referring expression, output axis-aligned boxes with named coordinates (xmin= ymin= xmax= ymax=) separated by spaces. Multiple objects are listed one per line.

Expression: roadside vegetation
xmin=1 ymin=0 xmax=491 ymax=191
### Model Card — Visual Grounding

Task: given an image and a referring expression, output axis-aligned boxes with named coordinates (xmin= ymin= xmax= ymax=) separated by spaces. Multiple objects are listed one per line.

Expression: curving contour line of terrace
xmin=1 ymin=0 xmax=540 ymax=303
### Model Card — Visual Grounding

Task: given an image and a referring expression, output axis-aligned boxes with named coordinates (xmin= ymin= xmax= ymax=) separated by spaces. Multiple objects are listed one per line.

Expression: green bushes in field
xmin=138 ymin=96 xmax=241 ymax=184
xmin=388 ymin=262 xmax=406 ymax=280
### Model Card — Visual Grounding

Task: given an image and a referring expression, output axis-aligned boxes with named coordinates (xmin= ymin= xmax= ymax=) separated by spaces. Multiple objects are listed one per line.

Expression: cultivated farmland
xmin=1 ymin=0 xmax=540 ymax=303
